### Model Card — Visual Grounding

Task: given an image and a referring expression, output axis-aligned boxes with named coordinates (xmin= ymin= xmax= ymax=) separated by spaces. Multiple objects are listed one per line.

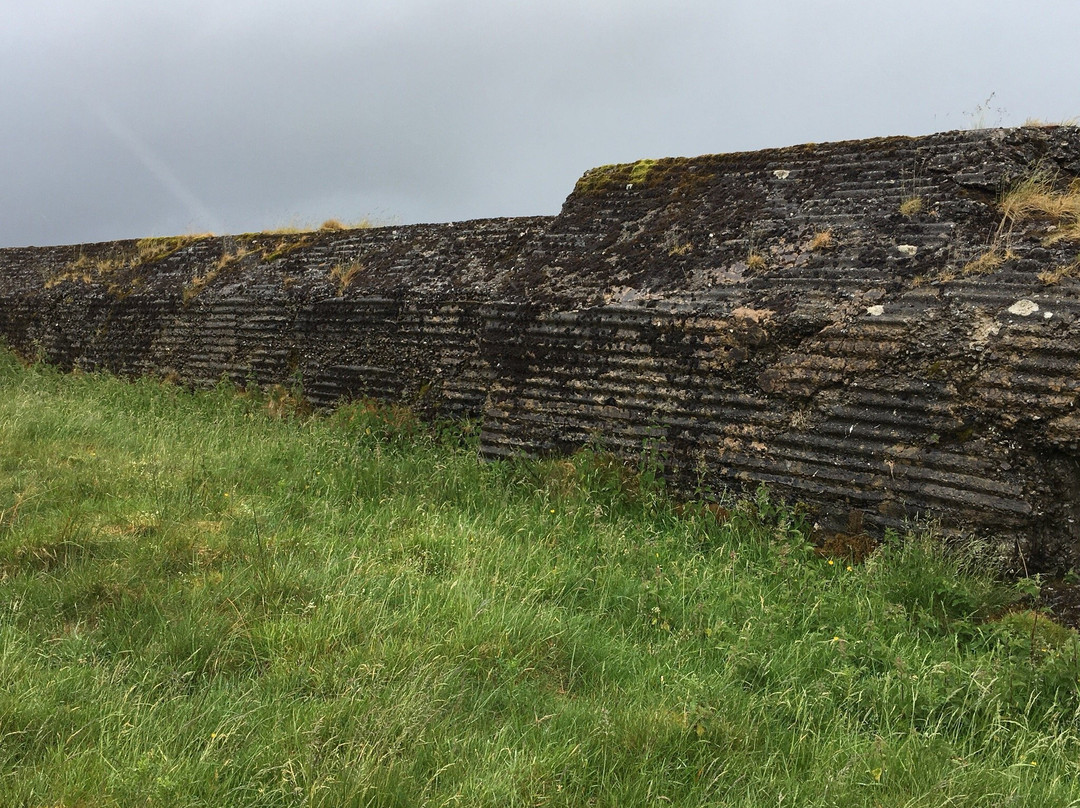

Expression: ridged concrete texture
xmin=2 ymin=127 xmax=1079 ymax=570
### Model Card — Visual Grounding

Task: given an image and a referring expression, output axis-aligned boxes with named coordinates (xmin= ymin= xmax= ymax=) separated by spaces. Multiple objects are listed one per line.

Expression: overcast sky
xmin=3 ymin=0 xmax=1079 ymax=248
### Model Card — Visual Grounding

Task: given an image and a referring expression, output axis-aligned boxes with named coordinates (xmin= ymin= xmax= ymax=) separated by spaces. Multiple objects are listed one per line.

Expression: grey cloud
xmin=3 ymin=0 xmax=1080 ymax=246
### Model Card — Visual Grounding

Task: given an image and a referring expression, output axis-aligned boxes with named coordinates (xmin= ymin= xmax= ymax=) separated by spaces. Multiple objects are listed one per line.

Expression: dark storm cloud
xmin=3 ymin=0 xmax=1079 ymax=247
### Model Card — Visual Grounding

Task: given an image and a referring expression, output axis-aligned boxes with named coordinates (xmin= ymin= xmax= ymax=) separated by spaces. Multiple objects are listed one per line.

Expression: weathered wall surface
xmin=3 ymin=127 xmax=1080 ymax=570
xmin=0 ymin=218 xmax=549 ymax=414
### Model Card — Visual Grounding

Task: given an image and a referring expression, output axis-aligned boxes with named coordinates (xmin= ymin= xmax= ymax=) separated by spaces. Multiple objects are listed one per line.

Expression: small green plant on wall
xmin=329 ymin=262 xmax=365 ymax=296
xmin=808 ymin=228 xmax=834 ymax=251
xmin=943 ymin=170 xmax=1080 ymax=283
xmin=996 ymin=172 xmax=1080 ymax=243
xmin=48 ymin=234 xmax=212 ymax=293
xmin=181 ymin=245 xmax=252 ymax=304
xmin=1038 ymin=254 xmax=1080 ymax=285
xmin=899 ymin=196 xmax=924 ymax=217
xmin=746 ymin=249 xmax=767 ymax=270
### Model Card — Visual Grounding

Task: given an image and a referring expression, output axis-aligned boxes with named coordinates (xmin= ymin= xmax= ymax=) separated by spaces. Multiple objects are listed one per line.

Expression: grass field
xmin=2 ymin=347 xmax=1080 ymax=807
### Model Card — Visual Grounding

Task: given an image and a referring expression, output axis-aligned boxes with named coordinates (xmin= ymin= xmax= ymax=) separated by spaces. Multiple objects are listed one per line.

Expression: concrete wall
xmin=3 ymin=127 xmax=1080 ymax=570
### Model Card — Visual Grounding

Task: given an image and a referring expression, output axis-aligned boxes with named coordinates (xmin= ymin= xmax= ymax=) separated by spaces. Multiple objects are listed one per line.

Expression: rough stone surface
xmin=3 ymin=127 xmax=1080 ymax=571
